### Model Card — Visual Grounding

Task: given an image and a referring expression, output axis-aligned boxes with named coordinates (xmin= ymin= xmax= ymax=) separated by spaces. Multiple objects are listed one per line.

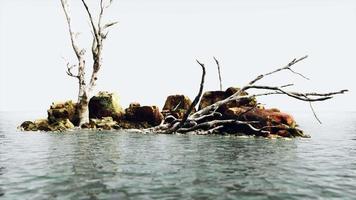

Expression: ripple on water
xmin=1 ymin=112 xmax=356 ymax=199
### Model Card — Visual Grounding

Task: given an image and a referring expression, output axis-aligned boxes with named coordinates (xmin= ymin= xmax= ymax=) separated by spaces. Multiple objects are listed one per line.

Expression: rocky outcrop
xmin=19 ymin=119 xmax=74 ymax=132
xmin=162 ymin=95 xmax=195 ymax=119
xmin=81 ymin=117 xmax=120 ymax=130
xmin=198 ymin=87 xmax=253 ymax=110
xmin=89 ymin=91 xmax=124 ymax=120
xmin=122 ymin=103 xmax=163 ymax=128
xmin=223 ymin=106 xmax=300 ymax=137
xmin=47 ymin=101 xmax=79 ymax=125
xmin=224 ymin=107 xmax=295 ymax=127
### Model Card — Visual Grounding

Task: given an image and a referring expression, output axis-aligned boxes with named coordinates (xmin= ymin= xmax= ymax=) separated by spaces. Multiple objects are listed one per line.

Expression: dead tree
xmin=148 ymin=55 xmax=348 ymax=137
xmin=60 ymin=0 xmax=117 ymax=125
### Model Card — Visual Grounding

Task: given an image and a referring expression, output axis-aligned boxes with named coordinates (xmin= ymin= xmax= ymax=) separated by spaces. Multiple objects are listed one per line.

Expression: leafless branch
xmin=213 ymin=56 xmax=223 ymax=91
xmin=81 ymin=0 xmax=99 ymax=43
xmin=60 ymin=0 xmax=82 ymax=59
xmin=165 ymin=60 xmax=206 ymax=134
xmin=249 ymin=55 xmax=308 ymax=85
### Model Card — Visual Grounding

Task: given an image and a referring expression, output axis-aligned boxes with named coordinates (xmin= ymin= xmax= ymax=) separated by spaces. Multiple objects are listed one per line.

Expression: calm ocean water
xmin=0 ymin=111 xmax=356 ymax=199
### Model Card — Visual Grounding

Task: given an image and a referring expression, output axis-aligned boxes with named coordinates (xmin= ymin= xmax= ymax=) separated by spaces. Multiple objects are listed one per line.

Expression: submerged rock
xmin=47 ymin=100 xmax=79 ymax=125
xmin=162 ymin=95 xmax=195 ymax=119
xmin=123 ymin=103 xmax=163 ymax=127
xmin=89 ymin=91 xmax=124 ymax=121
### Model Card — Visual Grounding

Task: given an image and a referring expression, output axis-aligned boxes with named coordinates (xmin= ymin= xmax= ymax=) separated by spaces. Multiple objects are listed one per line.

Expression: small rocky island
xmin=19 ymin=56 xmax=348 ymax=138
xmin=19 ymin=1 xmax=346 ymax=138
xmin=19 ymin=88 xmax=305 ymax=138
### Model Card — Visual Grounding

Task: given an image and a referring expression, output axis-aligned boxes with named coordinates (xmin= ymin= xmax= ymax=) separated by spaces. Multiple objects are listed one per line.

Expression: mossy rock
xmin=47 ymin=100 xmax=79 ymax=126
xmin=19 ymin=121 xmax=38 ymax=131
xmin=19 ymin=118 xmax=74 ymax=132
xmin=89 ymin=91 xmax=124 ymax=121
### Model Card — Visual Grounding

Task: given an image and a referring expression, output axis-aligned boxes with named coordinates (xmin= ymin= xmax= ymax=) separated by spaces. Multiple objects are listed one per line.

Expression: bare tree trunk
xmin=60 ymin=0 xmax=117 ymax=126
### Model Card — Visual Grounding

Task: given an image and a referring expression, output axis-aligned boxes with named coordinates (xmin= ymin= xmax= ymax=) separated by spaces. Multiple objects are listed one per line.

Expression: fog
xmin=0 ymin=0 xmax=355 ymax=116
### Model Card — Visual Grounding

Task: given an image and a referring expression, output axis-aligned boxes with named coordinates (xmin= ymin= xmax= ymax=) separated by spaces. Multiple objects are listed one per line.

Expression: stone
xmin=224 ymin=106 xmax=296 ymax=129
xmin=50 ymin=119 xmax=75 ymax=131
xmin=198 ymin=87 xmax=254 ymax=110
xmin=90 ymin=117 xmax=118 ymax=130
xmin=34 ymin=119 xmax=53 ymax=131
xmin=198 ymin=91 xmax=226 ymax=110
xmin=223 ymin=106 xmax=298 ymax=137
xmin=19 ymin=121 xmax=37 ymax=131
xmin=47 ymin=100 xmax=79 ymax=125
xmin=124 ymin=104 xmax=163 ymax=127
xmin=19 ymin=118 xmax=75 ymax=132
xmin=162 ymin=95 xmax=195 ymax=119
xmin=163 ymin=95 xmax=194 ymax=111
xmin=89 ymin=91 xmax=124 ymax=121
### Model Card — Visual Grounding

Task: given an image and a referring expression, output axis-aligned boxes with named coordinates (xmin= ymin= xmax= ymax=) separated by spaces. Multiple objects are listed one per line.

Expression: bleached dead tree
xmin=60 ymin=0 xmax=117 ymax=125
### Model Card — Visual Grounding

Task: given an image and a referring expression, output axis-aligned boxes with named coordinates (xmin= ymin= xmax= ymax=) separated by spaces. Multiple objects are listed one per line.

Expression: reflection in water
xmin=1 ymin=112 xmax=356 ymax=199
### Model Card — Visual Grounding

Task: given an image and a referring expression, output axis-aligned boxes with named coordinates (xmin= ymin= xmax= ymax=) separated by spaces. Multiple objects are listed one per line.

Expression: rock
xmin=224 ymin=106 xmax=296 ymax=128
xmin=198 ymin=87 xmax=254 ymax=110
xmin=47 ymin=100 xmax=79 ymax=125
xmin=19 ymin=118 xmax=74 ymax=132
xmin=117 ymin=120 xmax=151 ymax=129
xmin=89 ymin=91 xmax=124 ymax=121
xmin=81 ymin=120 xmax=96 ymax=129
xmin=198 ymin=91 xmax=226 ymax=110
xmin=19 ymin=121 xmax=37 ymax=131
xmin=90 ymin=117 xmax=118 ymax=130
xmin=163 ymin=95 xmax=194 ymax=111
xmin=50 ymin=119 xmax=75 ymax=131
xmin=34 ymin=119 xmax=53 ymax=131
xmin=124 ymin=104 xmax=163 ymax=127
xmin=162 ymin=95 xmax=195 ymax=119
xmin=223 ymin=106 xmax=297 ymax=136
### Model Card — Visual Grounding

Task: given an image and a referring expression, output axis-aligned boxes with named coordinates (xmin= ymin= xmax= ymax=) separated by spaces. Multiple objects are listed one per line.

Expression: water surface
xmin=1 ymin=111 xmax=356 ymax=199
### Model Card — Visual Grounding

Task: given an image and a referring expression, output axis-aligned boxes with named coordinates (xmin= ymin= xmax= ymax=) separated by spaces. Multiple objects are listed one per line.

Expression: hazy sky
xmin=0 ymin=0 xmax=355 ymax=115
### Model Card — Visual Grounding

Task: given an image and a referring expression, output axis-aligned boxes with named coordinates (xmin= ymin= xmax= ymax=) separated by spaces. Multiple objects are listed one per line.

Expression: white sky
xmin=0 ymin=0 xmax=355 ymax=115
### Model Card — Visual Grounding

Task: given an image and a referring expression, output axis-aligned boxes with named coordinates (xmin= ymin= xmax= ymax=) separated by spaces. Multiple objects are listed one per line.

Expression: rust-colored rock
xmin=162 ymin=95 xmax=195 ymax=119
xmin=124 ymin=103 xmax=163 ymax=127
xmin=224 ymin=107 xmax=295 ymax=127
xmin=198 ymin=87 xmax=254 ymax=110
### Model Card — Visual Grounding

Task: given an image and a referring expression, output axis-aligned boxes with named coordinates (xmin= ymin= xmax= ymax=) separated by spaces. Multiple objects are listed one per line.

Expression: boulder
xmin=34 ymin=119 xmax=53 ymax=131
xmin=50 ymin=119 xmax=75 ymax=131
xmin=89 ymin=91 xmax=124 ymax=120
xmin=224 ymin=106 xmax=296 ymax=135
xmin=85 ymin=117 xmax=120 ymax=130
xmin=124 ymin=103 xmax=163 ymax=127
xmin=19 ymin=118 xmax=74 ymax=132
xmin=19 ymin=121 xmax=37 ymax=131
xmin=47 ymin=100 xmax=79 ymax=125
xmin=198 ymin=87 xmax=253 ymax=110
xmin=117 ymin=120 xmax=152 ymax=129
xmin=162 ymin=95 xmax=195 ymax=119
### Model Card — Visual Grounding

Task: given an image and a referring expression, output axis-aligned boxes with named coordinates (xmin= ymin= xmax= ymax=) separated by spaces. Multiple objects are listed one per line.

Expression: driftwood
xmin=147 ymin=55 xmax=348 ymax=137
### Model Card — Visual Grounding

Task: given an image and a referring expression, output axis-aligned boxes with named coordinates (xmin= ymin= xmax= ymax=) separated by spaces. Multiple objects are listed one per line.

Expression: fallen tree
xmin=146 ymin=55 xmax=348 ymax=137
